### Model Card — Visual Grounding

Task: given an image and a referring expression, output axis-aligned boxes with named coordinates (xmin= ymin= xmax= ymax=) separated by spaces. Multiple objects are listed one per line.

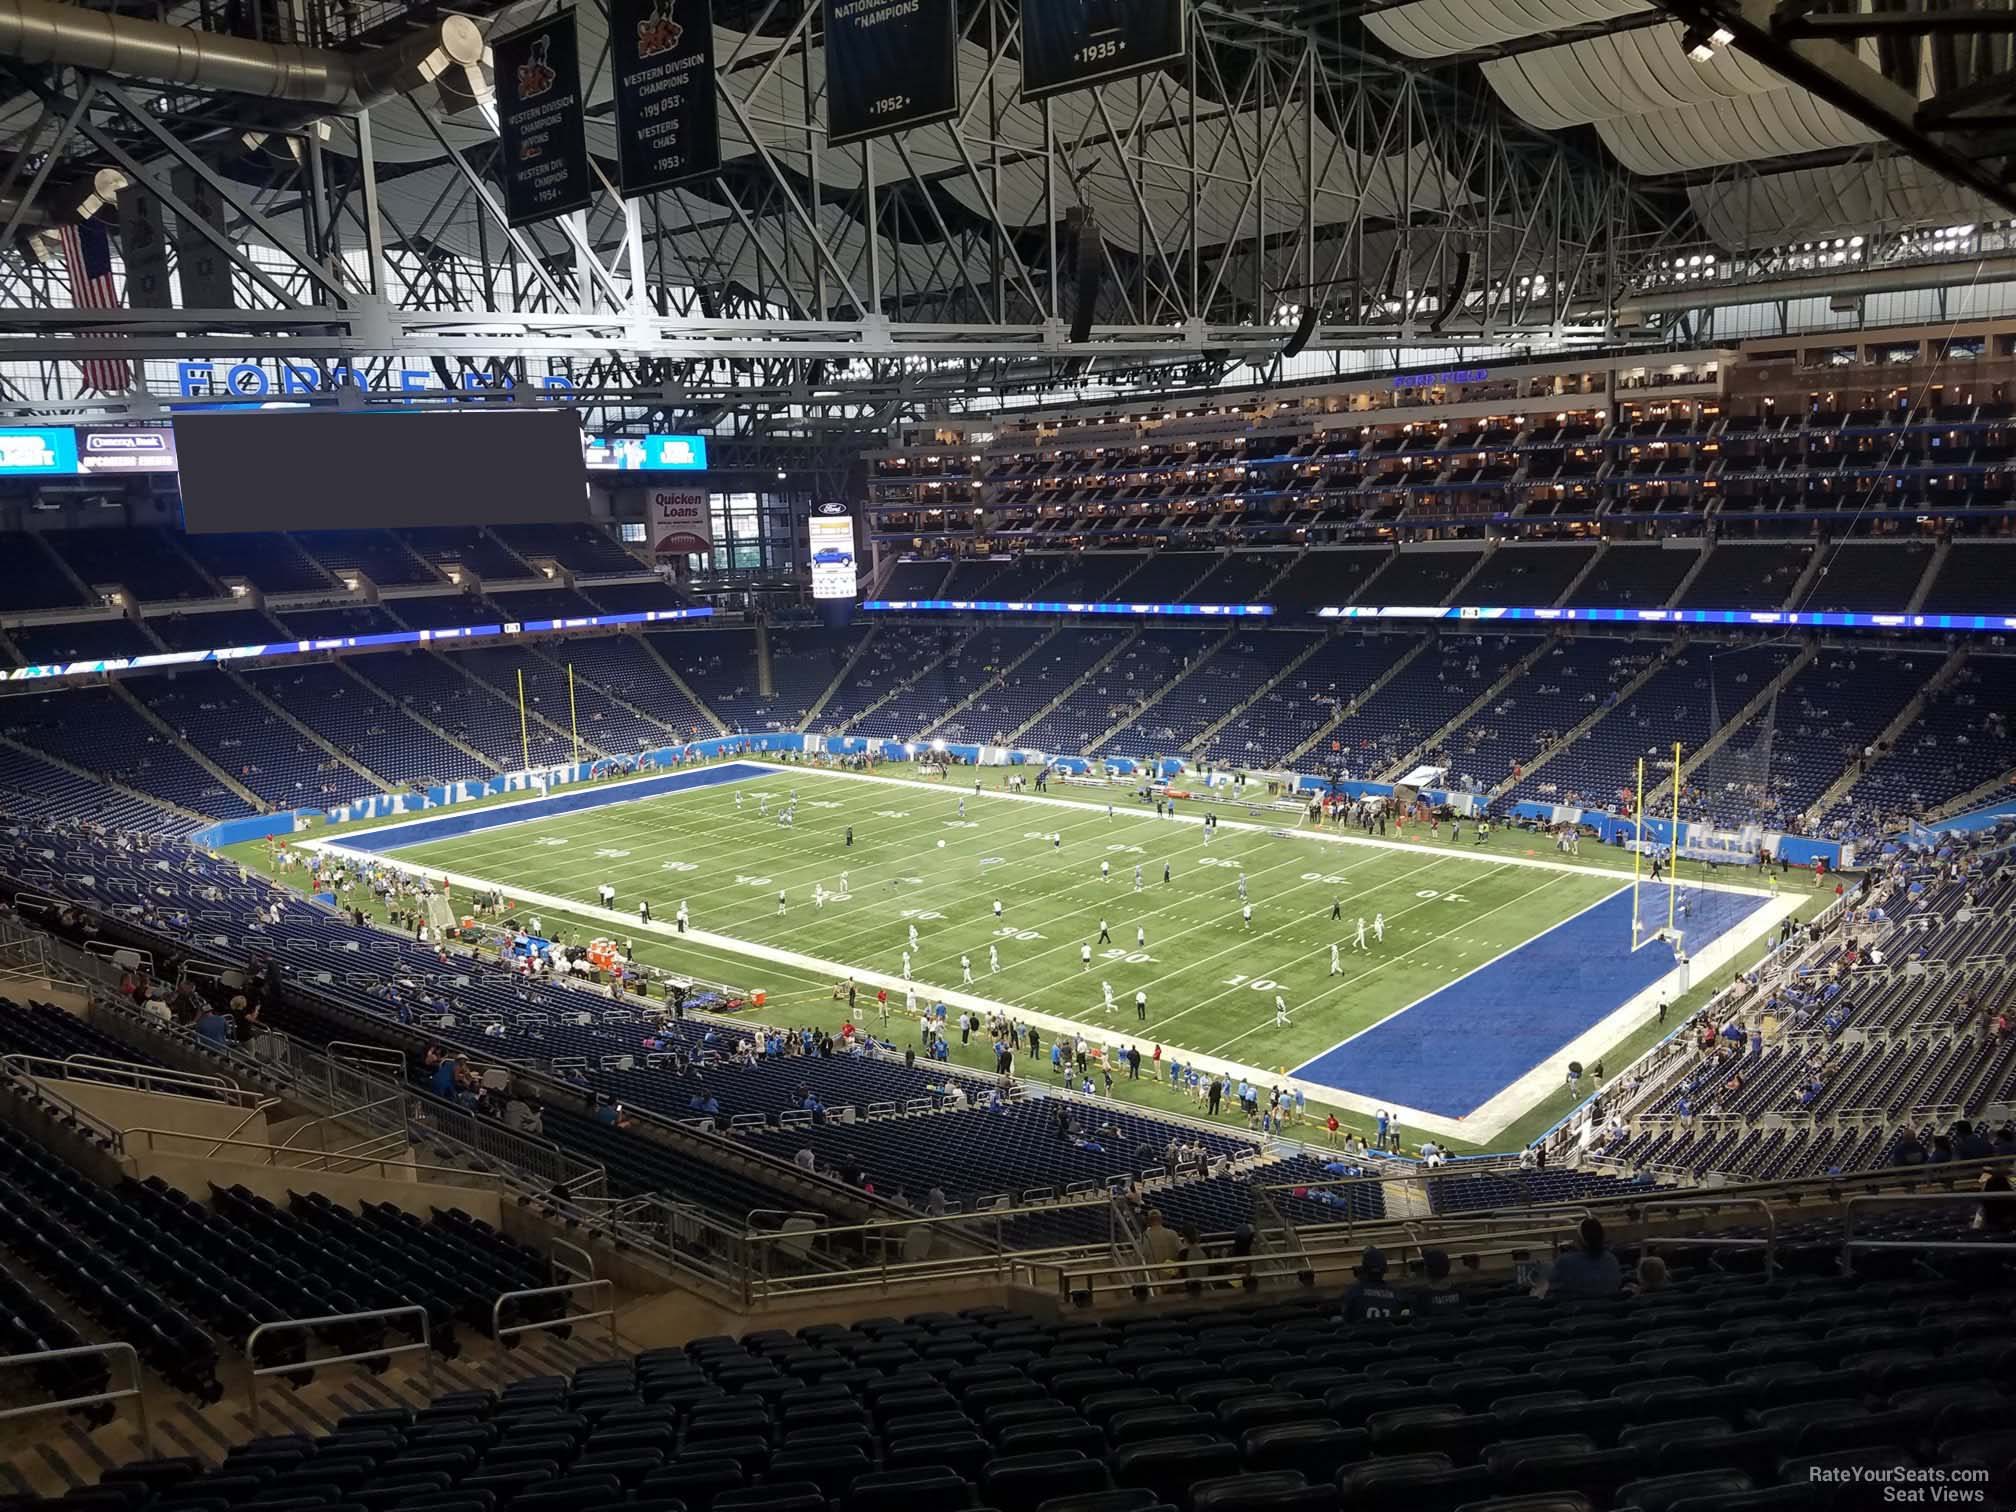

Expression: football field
xmin=315 ymin=760 xmax=1797 ymax=1139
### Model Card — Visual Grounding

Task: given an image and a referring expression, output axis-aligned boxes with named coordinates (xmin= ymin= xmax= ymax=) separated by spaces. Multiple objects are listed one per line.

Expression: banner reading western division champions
xmin=1020 ymin=0 xmax=1185 ymax=100
xmin=822 ymin=0 xmax=959 ymax=148
xmin=493 ymin=11 xmax=594 ymax=226
xmin=610 ymin=0 xmax=721 ymax=194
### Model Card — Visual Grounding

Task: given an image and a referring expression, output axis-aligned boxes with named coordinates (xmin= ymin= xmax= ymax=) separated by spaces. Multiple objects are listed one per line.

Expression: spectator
xmin=1954 ymin=1119 xmax=1993 ymax=1161
xmin=1140 ymin=1208 xmax=1182 ymax=1289
xmin=1976 ymin=1171 xmax=2016 ymax=1235
xmin=1343 ymin=1246 xmax=1402 ymax=1322
xmin=1540 ymin=1218 xmax=1623 ymax=1301
xmin=1893 ymin=1129 xmax=1927 ymax=1166
xmin=1632 ymin=1255 xmax=1670 ymax=1295
xmin=1412 ymin=1248 xmax=1464 ymax=1316
xmin=194 ymin=1002 xmax=233 ymax=1047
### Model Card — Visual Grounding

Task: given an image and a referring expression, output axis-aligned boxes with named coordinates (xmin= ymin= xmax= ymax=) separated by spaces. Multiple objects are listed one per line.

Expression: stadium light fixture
xmin=1682 ymin=23 xmax=1732 ymax=62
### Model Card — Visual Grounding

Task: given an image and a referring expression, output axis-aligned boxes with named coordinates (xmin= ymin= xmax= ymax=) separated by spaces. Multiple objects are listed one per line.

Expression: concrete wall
xmin=36 ymin=1077 xmax=271 ymax=1144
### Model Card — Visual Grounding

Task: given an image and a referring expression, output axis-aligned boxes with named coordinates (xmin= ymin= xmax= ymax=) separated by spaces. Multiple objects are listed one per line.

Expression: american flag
xmin=58 ymin=219 xmax=130 ymax=394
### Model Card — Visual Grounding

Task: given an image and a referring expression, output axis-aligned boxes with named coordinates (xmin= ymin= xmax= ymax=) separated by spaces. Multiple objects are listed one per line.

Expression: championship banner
xmin=1020 ymin=0 xmax=1184 ymax=101
xmin=169 ymin=167 xmax=235 ymax=310
xmin=494 ymin=11 xmax=594 ymax=227
xmin=650 ymin=489 xmax=712 ymax=555
xmin=115 ymin=183 xmax=173 ymax=310
xmin=822 ymin=0 xmax=959 ymax=147
xmin=611 ymin=0 xmax=722 ymax=194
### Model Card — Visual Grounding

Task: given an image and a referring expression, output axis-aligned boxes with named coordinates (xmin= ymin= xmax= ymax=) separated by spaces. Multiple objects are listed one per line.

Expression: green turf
xmin=358 ymin=767 xmax=1631 ymax=1065
xmin=227 ymin=760 xmax=1834 ymax=1152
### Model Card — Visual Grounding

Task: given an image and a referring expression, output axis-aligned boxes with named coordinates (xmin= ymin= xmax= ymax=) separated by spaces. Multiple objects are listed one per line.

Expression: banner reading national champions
xmin=821 ymin=0 xmax=959 ymax=147
xmin=1019 ymin=0 xmax=1185 ymax=100
xmin=493 ymin=10 xmax=595 ymax=226
xmin=610 ymin=0 xmax=722 ymax=193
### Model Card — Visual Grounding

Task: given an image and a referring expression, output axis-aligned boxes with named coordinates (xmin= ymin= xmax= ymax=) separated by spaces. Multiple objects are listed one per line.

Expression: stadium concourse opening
xmin=309 ymin=758 xmax=1800 ymax=1140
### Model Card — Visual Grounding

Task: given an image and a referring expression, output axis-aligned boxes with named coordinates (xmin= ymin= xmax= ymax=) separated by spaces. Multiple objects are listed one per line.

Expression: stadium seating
xmin=36 ymin=1264 xmax=2016 ymax=1512
xmin=293 ymin=530 xmax=445 ymax=587
xmin=494 ymin=524 xmax=643 ymax=575
xmin=241 ymin=661 xmax=493 ymax=788
xmin=141 ymin=675 xmax=381 ymax=807
xmin=1327 ymin=636 xmax=1528 ymax=779
xmin=8 ymin=617 xmax=158 ymax=667
xmin=1561 ymin=544 xmax=1698 ymax=609
xmin=0 ymin=687 xmax=255 ymax=818
xmin=177 ymin=533 xmax=332 ymax=594
xmin=401 ymin=526 xmax=538 ymax=583
xmin=42 ymin=529 xmax=215 ymax=603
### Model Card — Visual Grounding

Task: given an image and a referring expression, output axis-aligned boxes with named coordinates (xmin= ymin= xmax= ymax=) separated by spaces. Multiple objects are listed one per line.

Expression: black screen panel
xmin=173 ymin=410 xmax=589 ymax=533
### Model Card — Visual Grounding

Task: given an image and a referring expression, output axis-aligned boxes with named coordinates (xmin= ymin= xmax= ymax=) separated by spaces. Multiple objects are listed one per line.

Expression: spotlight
xmin=1681 ymin=23 xmax=1728 ymax=62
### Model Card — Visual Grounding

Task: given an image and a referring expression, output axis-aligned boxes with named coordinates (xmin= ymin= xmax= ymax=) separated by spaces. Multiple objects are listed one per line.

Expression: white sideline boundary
xmin=306 ymin=758 xmax=1796 ymax=1143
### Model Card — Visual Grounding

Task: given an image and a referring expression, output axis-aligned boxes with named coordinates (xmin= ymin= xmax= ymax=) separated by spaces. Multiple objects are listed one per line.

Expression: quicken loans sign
xmin=174 ymin=360 xmax=578 ymax=398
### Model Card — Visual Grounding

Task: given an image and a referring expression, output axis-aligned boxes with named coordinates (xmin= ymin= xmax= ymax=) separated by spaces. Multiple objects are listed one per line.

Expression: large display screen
xmin=808 ymin=502 xmax=858 ymax=599
xmin=173 ymin=410 xmax=589 ymax=533
xmin=584 ymin=433 xmax=709 ymax=471
xmin=0 ymin=427 xmax=80 ymax=475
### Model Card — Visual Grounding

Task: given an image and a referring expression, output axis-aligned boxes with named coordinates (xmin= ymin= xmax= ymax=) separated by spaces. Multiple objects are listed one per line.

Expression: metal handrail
xmin=1842 ymin=1190 xmax=2016 ymax=1265
xmin=246 ymin=1306 xmax=431 ymax=1432
xmin=0 ymin=1342 xmax=149 ymax=1454
xmin=0 ymin=1050 xmax=244 ymax=1103
xmin=119 ymin=1127 xmax=499 ymax=1187
xmin=549 ymin=1237 xmax=597 ymax=1283
xmin=1636 ymin=1196 xmax=1778 ymax=1273
xmin=490 ymin=1280 xmax=617 ymax=1369
xmin=201 ymin=1096 xmax=286 ymax=1156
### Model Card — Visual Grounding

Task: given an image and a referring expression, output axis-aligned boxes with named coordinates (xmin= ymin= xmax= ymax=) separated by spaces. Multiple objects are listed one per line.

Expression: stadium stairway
xmin=1282 ymin=641 xmax=1429 ymax=768
xmin=1182 ymin=631 xmax=1331 ymax=757
xmin=1435 ymin=546 xmax=1495 ymax=607
xmin=426 ymin=649 xmax=617 ymax=763
xmin=1660 ymin=541 xmax=1713 ymax=608
xmin=797 ymin=631 xmax=881 ymax=732
xmin=1905 ymin=539 xmax=1949 ymax=614
xmin=1799 ymin=646 xmax=1969 ymax=829
xmin=1778 ymin=541 xmax=1827 ymax=612
xmin=830 ymin=629 xmax=978 ymax=737
xmin=224 ymin=668 xmax=398 ymax=799
xmin=1482 ymin=639 xmax=1685 ymax=805
xmin=105 ymin=683 xmax=267 ymax=815
xmin=1643 ymin=643 xmax=1818 ymax=812
xmin=1375 ymin=634 xmax=1560 ymax=784
xmin=521 ymin=643 xmax=699 ymax=748
xmin=1084 ymin=628 xmax=1240 ymax=757
xmin=0 ymin=733 xmax=214 ymax=833
xmin=1553 ymin=540 xmax=1609 ymax=606
xmin=918 ymin=629 xmax=1058 ymax=740
xmin=1004 ymin=631 xmax=1143 ymax=746
xmin=629 ymin=635 xmax=730 ymax=737
xmin=0 ymin=1323 xmax=625 ymax=1502
xmin=331 ymin=660 xmax=503 ymax=776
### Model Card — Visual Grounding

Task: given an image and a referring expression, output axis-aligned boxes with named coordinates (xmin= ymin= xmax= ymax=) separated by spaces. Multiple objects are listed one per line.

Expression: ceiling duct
xmin=0 ymin=0 xmax=486 ymax=110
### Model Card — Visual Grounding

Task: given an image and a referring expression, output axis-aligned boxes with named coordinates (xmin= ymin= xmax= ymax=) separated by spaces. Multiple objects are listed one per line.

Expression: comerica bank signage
xmin=173 ymin=360 xmax=579 ymax=398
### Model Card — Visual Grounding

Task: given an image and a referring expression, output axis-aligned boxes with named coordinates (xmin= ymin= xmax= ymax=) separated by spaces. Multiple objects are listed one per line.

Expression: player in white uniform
xmin=993 ymin=899 xmax=1003 ymax=919
xmin=598 ymin=883 xmax=615 ymax=907
xmin=958 ymin=797 xmax=966 ymax=818
xmin=1136 ymin=925 xmax=1147 ymax=949
xmin=1373 ymin=912 xmax=1386 ymax=943
xmin=1080 ymin=942 xmax=1092 ymax=970
xmin=901 ymin=949 xmax=912 ymax=978
xmin=1330 ymin=943 xmax=1342 ymax=975
xmin=812 ymin=885 xmax=824 ymax=909
xmin=988 ymin=944 xmax=1000 ymax=973
xmin=1274 ymin=995 xmax=1292 ymax=1028
xmin=1354 ymin=917 xmax=1369 ymax=952
xmin=961 ymin=954 xmax=973 ymax=984
xmin=777 ymin=890 xmax=787 ymax=915
xmin=840 ymin=871 xmax=849 ymax=895
xmin=1133 ymin=865 xmax=1142 ymax=891
xmin=908 ymin=923 xmax=920 ymax=952
xmin=735 ymin=793 xmax=743 ymax=810
xmin=1101 ymin=981 xmax=1116 ymax=1013
xmin=1237 ymin=873 xmax=1248 ymax=901
xmin=1241 ymin=903 xmax=1253 ymax=930
xmin=1101 ymin=860 xmax=1110 ymax=882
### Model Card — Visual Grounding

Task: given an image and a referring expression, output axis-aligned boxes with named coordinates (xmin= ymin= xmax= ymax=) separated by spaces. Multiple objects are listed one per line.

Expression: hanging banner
xmin=170 ymin=167 xmax=236 ymax=310
xmin=822 ymin=0 xmax=959 ymax=148
xmin=1020 ymin=0 xmax=1185 ymax=100
xmin=610 ymin=0 xmax=722 ymax=193
xmin=650 ymin=489 xmax=712 ymax=555
xmin=493 ymin=11 xmax=594 ymax=227
xmin=115 ymin=183 xmax=173 ymax=310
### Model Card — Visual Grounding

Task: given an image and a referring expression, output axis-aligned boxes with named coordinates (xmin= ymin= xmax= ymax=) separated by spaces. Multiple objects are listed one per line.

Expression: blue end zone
xmin=1291 ymin=881 xmax=1771 ymax=1119
xmin=330 ymin=761 xmax=772 ymax=854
